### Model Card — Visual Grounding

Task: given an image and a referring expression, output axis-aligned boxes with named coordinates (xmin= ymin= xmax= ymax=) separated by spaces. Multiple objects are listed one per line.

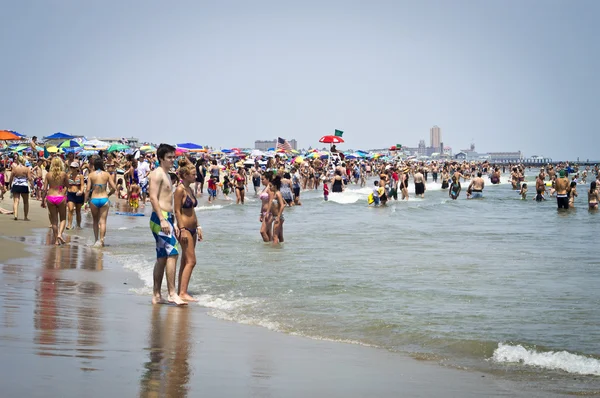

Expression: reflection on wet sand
xmin=140 ymin=307 xmax=192 ymax=398
xmin=34 ymin=245 xmax=105 ymax=369
xmin=1 ymin=263 xmax=26 ymax=331
xmin=249 ymin=347 xmax=274 ymax=398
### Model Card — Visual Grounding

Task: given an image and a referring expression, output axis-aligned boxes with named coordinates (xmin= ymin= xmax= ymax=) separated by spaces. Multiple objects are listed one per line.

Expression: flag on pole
xmin=334 ymin=129 xmax=344 ymax=137
xmin=276 ymin=137 xmax=293 ymax=152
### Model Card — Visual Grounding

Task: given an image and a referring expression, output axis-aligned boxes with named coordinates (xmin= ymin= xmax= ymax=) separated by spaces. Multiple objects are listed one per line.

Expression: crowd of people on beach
xmin=2 ymin=137 xmax=600 ymax=305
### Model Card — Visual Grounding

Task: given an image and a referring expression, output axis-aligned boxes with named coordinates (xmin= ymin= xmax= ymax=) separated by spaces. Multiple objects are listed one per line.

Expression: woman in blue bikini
xmin=174 ymin=158 xmax=202 ymax=302
xmin=85 ymin=157 xmax=117 ymax=247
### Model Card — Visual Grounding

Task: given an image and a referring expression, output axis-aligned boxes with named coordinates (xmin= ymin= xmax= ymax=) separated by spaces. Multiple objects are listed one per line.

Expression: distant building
xmin=254 ymin=139 xmax=298 ymax=151
xmin=418 ymin=139 xmax=427 ymax=157
xmin=487 ymin=151 xmax=523 ymax=163
xmin=430 ymin=125 xmax=441 ymax=149
xmin=454 ymin=152 xmax=468 ymax=161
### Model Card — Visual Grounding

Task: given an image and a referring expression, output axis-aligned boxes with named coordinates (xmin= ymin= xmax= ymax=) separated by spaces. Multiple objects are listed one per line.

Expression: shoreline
xmin=0 ymin=203 xmax=551 ymax=397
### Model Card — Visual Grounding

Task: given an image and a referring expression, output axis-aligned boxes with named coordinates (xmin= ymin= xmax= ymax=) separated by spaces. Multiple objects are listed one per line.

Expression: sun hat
xmin=70 ymin=161 xmax=79 ymax=168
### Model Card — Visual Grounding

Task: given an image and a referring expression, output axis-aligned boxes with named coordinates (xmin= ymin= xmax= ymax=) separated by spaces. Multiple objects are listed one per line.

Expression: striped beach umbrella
xmin=59 ymin=139 xmax=82 ymax=148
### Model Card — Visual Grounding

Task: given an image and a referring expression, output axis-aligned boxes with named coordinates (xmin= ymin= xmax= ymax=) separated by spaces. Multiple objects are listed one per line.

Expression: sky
xmin=1 ymin=0 xmax=598 ymax=160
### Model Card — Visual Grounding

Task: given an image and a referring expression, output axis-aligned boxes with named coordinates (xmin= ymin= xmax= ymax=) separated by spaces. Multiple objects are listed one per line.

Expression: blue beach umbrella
xmin=45 ymin=132 xmax=75 ymax=140
xmin=177 ymin=142 xmax=203 ymax=150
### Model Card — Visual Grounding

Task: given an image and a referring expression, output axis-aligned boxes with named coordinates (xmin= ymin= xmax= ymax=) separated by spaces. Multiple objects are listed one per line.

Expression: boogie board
xmin=367 ymin=193 xmax=374 ymax=205
xmin=115 ymin=212 xmax=145 ymax=216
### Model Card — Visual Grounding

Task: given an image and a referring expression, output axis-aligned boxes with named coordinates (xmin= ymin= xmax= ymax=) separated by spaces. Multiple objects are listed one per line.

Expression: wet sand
xmin=0 ymin=203 xmax=549 ymax=397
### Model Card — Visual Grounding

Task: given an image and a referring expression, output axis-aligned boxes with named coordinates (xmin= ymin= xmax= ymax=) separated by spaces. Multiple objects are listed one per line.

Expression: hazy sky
xmin=1 ymin=0 xmax=598 ymax=160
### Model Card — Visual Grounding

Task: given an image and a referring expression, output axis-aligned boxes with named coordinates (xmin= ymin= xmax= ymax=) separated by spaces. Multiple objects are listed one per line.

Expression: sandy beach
xmin=0 ymin=201 xmax=553 ymax=397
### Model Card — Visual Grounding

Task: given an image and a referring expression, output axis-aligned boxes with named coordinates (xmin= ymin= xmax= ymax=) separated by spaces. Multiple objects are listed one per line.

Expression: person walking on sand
xmin=41 ymin=157 xmax=69 ymax=245
xmin=149 ymin=144 xmax=186 ymax=306
xmin=8 ymin=156 xmax=32 ymax=220
xmin=85 ymin=157 xmax=117 ymax=247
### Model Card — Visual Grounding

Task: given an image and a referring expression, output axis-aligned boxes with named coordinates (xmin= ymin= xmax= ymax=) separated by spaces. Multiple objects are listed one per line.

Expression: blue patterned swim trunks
xmin=150 ymin=211 xmax=180 ymax=258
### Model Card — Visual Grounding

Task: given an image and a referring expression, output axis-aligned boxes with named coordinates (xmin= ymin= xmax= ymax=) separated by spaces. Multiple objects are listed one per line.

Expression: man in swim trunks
xmin=413 ymin=168 xmax=426 ymax=198
xmin=149 ymin=143 xmax=186 ymax=306
xmin=555 ymin=170 xmax=570 ymax=210
xmin=467 ymin=172 xmax=485 ymax=199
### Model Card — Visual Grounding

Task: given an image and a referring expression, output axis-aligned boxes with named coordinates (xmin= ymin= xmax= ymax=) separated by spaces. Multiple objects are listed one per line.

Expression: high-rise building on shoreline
xmin=430 ymin=125 xmax=441 ymax=149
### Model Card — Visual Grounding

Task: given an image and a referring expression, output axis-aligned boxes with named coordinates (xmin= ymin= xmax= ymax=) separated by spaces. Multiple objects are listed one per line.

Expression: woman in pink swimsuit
xmin=259 ymin=172 xmax=273 ymax=242
xmin=42 ymin=157 xmax=69 ymax=245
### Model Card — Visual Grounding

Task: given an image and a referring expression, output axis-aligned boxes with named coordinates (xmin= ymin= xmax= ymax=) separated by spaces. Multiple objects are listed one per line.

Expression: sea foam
xmin=492 ymin=343 xmax=600 ymax=376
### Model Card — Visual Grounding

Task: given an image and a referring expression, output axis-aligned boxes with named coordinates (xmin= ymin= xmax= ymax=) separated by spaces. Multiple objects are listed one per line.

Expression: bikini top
xmin=68 ymin=174 xmax=81 ymax=185
xmin=182 ymin=192 xmax=198 ymax=209
xmin=259 ymin=191 xmax=270 ymax=203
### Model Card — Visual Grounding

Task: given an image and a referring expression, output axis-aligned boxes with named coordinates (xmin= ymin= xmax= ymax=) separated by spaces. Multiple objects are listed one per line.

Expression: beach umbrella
xmin=63 ymin=147 xmax=82 ymax=154
xmin=177 ymin=142 xmax=203 ymax=150
xmin=175 ymin=147 xmax=189 ymax=156
xmin=83 ymin=139 xmax=109 ymax=149
xmin=294 ymin=156 xmax=304 ymax=164
xmin=319 ymin=135 xmax=344 ymax=144
xmin=0 ymin=130 xmax=21 ymax=140
xmin=10 ymin=144 xmax=29 ymax=152
xmin=140 ymin=145 xmax=156 ymax=153
xmin=59 ymin=139 xmax=82 ymax=148
xmin=107 ymin=143 xmax=130 ymax=152
xmin=250 ymin=149 xmax=265 ymax=157
xmin=45 ymin=132 xmax=74 ymax=140
xmin=45 ymin=146 xmax=62 ymax=153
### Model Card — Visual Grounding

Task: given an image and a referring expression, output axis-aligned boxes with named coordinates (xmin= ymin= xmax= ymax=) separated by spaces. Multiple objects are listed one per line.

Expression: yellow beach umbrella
xmin=46 ymin=146 xmax=62 ymax=153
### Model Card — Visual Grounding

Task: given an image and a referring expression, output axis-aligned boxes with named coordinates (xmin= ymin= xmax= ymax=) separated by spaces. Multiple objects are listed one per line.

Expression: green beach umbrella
xmin=11 ymin=144 xmax=28 ymax=152
xmin=107 ymin=143 xmax=130 ymax=152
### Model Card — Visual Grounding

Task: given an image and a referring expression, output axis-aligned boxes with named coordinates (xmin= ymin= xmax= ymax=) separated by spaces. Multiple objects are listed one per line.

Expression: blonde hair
xmin=177 ymin=158 xmax=194 ymax=179
xmin=49 ymin=157 xmax=64 ymax=180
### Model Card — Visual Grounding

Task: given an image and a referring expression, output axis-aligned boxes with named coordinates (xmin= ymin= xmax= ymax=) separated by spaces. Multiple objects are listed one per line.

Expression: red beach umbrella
xmin=319 ymin=135 xmax=344 ymax=144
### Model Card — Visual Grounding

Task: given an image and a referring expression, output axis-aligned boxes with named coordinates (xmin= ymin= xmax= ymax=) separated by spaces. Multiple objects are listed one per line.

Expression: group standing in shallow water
xmin=3 ymin=141 xmax=600 ymax=308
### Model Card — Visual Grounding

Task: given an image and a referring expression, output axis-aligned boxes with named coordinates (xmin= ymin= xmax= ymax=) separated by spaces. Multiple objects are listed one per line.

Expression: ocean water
xmin=101 ymin=173 xmax=600 ymax=394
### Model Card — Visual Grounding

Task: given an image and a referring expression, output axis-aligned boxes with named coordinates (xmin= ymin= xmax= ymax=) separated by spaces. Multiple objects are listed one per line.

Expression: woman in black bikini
xmin=174 ymin=158 xmax=202 ymax=302
xmin=235 ymin=166 xmax=246 ymax=205
xmin=66 ymin=161 xmax=85 ymax=229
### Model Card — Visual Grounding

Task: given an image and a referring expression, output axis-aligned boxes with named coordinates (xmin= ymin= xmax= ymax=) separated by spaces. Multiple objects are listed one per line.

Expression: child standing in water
xmin=323 ymin=177 xmax=329 ymax=201
xmin=569 ymin=181 xmax=577 ymax=208
xmin=222 ymin=175 xmax=231 ymax=200
xmin=519 ymin=183 xmax=528 ymax=200
xmin=371 ymin=180 xmax=381 ymax=206
xmin=207 ymin=176 xmax=217 ymax=203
